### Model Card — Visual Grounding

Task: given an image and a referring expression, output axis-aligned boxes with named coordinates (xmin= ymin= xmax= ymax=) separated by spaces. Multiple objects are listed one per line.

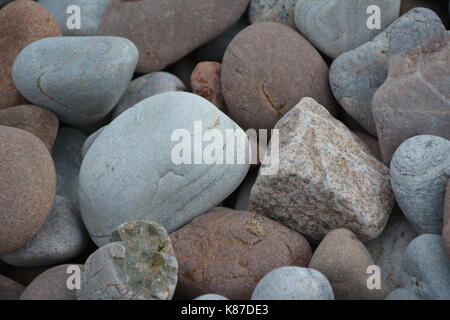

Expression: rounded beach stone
xmin=249 ymin=98 xmax=393 ymax=243
xmin=400 ymin=234 xmax=450 ymax=300
xmin=38 ymin=0 xmax=111 ymax=36
xmin=0 ymin=275 xmax=25 ymax=300
xmin=330 ymin=8 xmax=446 ymax=137
xmin=0 ymin=0 xmax=61 ymax=110
xmin=191 ymin=62 xmax=227 ymax=114
xmin=251 ymin=266 xmax=334 ymax=300
xmin=171 ymin=207 xmax=312 ymax=300
xmin=401 ymin=0 xmax=450 ymax=27
xmin=294 ymin=0 xmax=401 ymax=59
xmin=78 ymin=221 xmax=177 ymax=300
xmin=0 ymin=104 xmax=58 ymax=150
xmin=97 ymin=0 xmax=250 ymax=73
xmin=12 ymin=36 xmax=138 ymax=125
xmin=112 ymin=72 xmax=185 ymax=119
xmin=222 ymin=22 xmax=337 ymax=130
xmin=385 ymin=288 xmax=420 ymax=300
xmin=194 ymin=294 xmax=229 ymax=300
xmin=81 ymin=126 xmax=105 ymax=158
xmin=249 ymin=0 xmax=298 ymax=28
xmin=309 ymin=228 xmax=386 ymax=300
xmin=390 ymin=135 xmax=450 ymax=235
xmin=19 ymin=264 xmax=81 ymax=300
xmin=0 ymin=126 xmax=56 ymax=254
xmin=443 ymin=180 xmax=450 ymax=256
xmin=0 ymin=196 xmax=88 ymax=268
xmin=79 ymin=92 xmax=250 ymax=246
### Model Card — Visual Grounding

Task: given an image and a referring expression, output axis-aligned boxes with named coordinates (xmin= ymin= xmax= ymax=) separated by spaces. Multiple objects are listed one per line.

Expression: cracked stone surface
xmin=222 ymin=22 xmax=337 ymax=131
xmin=12 ymin=36 xmax=138 ymax=125
xmin=80 ymin=92 xmax=250 ymax=246
xmin=78 ymin=221 xmax=177 ymax=300
xmin=249 ymin=98 xmax=394 ymax=243
xmin=171 ymin=207 xmax=312 ymax=300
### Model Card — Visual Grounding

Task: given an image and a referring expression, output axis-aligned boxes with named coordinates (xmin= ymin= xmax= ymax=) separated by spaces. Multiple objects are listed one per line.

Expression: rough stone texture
xmin=195 ymin=294 xmax=229 ymax=300
xmin=385 ymin=288 xmax=420 ymax=300
xmin=81 ymin=126 xmax=105 ymax=158
xmin=191 ymin=62 xmax=227 ymax=114
xmin=390 ymin=135 xmax=450 ymax=235
xmin=112 ymin=72 xmax=185 ymax=119
xmin=0 ymin=196 xmax=88 ymax=268
xmin=171 ymin=207 xmax=312 ymax=300
xmin=0 ymin=275 xmax=25 ymax=300
xmin=0 ymin=104 xmax=58 ymax=150
xmin=38 ymin=0 xmax=111 ymax=36
xmin=330 ymin=8 xmax=445 ymax=137
xmin=0 ymin=126 xmax=56 ymax=254
xmin=12 ymin=36 xmax=138 ymax=125
xmin=78 ymin=221 xmax=177 ymax=300
xmin=0 ymin=0 xmax=61 ymax=110
xmin=372 ymin=33 xmax=450 ymax=164
xmin=222 ymin=22 xmax=337 ymax=131
xmin=251 ymin=266 xmax=334 ymax=300
xmin=249 ymin=98 xmax=393 ymax=243
xmin=20 ymin=264 xmax=81 ymax=300
xmin=399 ymin=234 xmax=450 ymax=300
xmin=366 ymin=216 xmax=418 ymax=292
xmin=97 ymin=0 xmax=250 ymax=73
xmin=309 ymin=228 xmax=386 ymax=300
xmin=249 ymin=0 xmax=297 ymax=28
xmin=52 ymin=128 xmax=87 ymax=212
xmin=444 ymin=180 xmax=450 ymax=256
xmin=400 ymin=0 xmax=450 ymax=27
xmin=80 ymin=92 xmax=250 ymax=246
xmin=353 ymin=131 xmax=382 ymax=162
xmin=294 ymin=0 xmax=401 ymax=59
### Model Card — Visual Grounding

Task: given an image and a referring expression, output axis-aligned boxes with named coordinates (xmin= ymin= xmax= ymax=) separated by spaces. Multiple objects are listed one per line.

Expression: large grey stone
xmin=0 ymin=196 xmax=88 ymax=267
xmin=294 ymin=0 xmax=401 ymax=59
xmin=79 ymin=92 xmax=250 ymax=246
xmin=81 ymin=126 xmax=105 ymax=159
xmin=330 ymin=8 xmax=445 ymax=136
xmin=12 ymin=36 xmax=138 ymax=125
xmin=390 ymin=135 xmax=450 ymax=234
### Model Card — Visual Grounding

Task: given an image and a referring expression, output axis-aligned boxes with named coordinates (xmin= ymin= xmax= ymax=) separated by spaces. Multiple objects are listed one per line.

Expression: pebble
xmin=366 ymin=216 xmax=418 ymax=292
xmin=249 ymin=98 xmax=393 ymax=242
xmin=78 ymin=221 xmax=178 ymax=300
xmin=12 ymin=36 xmax=138 ymax=125
xmin=294 ymin=0 xmax=401 ymax=59
xmin=97 ymin=0 xmax=250 ymax=73
xmin=0 ymin=195 xmax=88 ymax=268
xmin=222 ymin=22 xmax=337 ymax=131
xmin=0 ymin=126 xmax=56 ymax=254
xmin=249 ymin=0 xmax=298 ymax=28
xmin=385 ymin=288 xmax=420 ymax=300
xmin=191 ymin=62 xmax=228 ymax=114
xmin=112 ymin=72 xmax=185 ymax=119
xmin=171 ymin=207 xmax=313 ymax=300
xmin=372 ymin=33 xmax=450 ymax=164
xmin=79 ymin=92 xmax=250 ymax=246
xmin=194 ymin=294 xmax=229 ymax=300
xmin=0 ymin=275 xmax=25 ymax=300
xmin=19 ymin=264 xmax=81 ymax=300
xmin=444 ymin=180 xmax=450 ymax=256
xmin=400 ymin=0 xmax=450 ymax=27
xmin=38 ymin=0 xmax=111 ymax=36
xmin=0 ymin=104 xmax=58 ymax=150
xmin=251 ymin=266 xmax=334 ymax=300
xmin=0 ymin=0 xmax=61 ymax=110
xmin=330 ymin=8 xmax=446 ymax=136
xmin=309 ymin=228 xmax=386 ymax=300
xmin=399 ymin=234 xmax=450 ymax=300
xmin=390 ymin=135 xmax=450 ymax=234
xmin=81 ymin=126 xmax=105 ymax=158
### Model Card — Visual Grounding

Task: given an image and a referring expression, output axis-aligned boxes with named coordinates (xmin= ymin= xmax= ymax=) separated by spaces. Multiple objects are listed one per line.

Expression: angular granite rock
xmin=97 ymin=0 xmax=250 ymax=73
xmin=0 ymin=104 xmax=58 ymax=150
xmin=0 ymin=0 xmax=61 ymax=110
xmin=390 ymin=135 xmax=450 ymax=235
xmin=0 ymin=275 xmax=25 ymax=300
xmin=78 ymin=221 xmax=177 ymax=300
xmin=444 ymin=180 xmax=450 ymax=256
xmin=249 ymin=98 xmax=394 ymax=242
xmin=249 ymin=0 xmax=297 ymax=28
xmin=12 ymin=36 xmax=138 ymax=125
xmin=330 ymin=8 xmax=445 ymax=136
xmin=294 ymin=0 xmax=401 ymax=59
xmin=80 ymin=92 xmax=250 ymax=246
xmin=171 ymin=207 xmax=312 ymax=300
xmin=372 ymin=33 xmax=450 ymax=164
xmin=222 ymin=22 xmax=337 ymax=131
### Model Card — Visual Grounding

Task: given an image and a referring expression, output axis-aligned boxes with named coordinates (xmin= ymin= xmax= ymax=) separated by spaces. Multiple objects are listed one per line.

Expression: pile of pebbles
xmin=0 ymin=0 xmax=449 ymax=300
